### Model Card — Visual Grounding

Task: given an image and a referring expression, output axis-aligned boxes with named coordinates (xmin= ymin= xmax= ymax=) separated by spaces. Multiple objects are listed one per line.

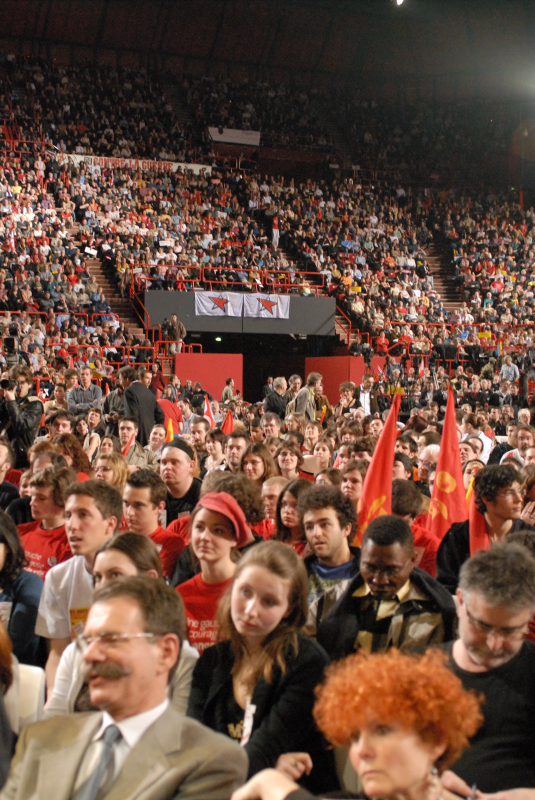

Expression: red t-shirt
xmin=17 ymin=521 xmax=71 ymax=579
xmin=411 ymin=519 xmax=440 ymax=577
xmin=149 ymin=526 xmax=188 ymax=580
xmin=252 ymin=519 xmax=276 ymax=541
xmin=177 ymin=574 xmax=232 ymax=652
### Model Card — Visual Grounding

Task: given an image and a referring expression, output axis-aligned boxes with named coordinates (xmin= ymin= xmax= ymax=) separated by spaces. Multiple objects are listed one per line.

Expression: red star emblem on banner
xmin=259 ymin=298 xmax=277 ymax=314
xmin=210 ymin=296 xmax=229 ymax=311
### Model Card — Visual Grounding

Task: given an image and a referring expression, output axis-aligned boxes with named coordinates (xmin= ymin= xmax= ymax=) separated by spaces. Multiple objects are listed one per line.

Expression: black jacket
xmin=317 ymin=566 xmax=457 ymax=660
xmin=123 ymin=381 xmax=164 ymax=447
xmin=0 ymin=395 xmax=43 ymax=468
xmin=263 ymin=390 xmax=287 ymax=420
xmin=187 ymin=636 xmax=339 ymax=794
xmin=436 ymin=518 xmax=534 ymax=593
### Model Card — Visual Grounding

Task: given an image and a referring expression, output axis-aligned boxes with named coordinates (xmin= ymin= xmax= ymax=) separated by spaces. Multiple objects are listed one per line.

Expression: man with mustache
xmin=2 ymin=577 xmax=247 ymax=799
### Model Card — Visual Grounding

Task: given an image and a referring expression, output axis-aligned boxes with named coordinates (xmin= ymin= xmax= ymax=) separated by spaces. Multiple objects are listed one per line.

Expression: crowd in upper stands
xmin=1 ymin=53 xmax=535 ymax=800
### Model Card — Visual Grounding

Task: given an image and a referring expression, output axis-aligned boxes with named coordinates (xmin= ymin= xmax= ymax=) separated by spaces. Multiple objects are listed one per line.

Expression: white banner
xmin=208 ymin=127 xmax=261 ymax=147
xmin=243 ymin=294 xmax=290 ymax=319
xmin=195 ymin=292 xmax=244 ymax=317
xmin=57 ymin=153 xmax=211 ymax=175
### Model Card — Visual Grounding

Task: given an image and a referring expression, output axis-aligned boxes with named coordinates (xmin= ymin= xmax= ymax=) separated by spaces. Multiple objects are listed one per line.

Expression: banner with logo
xmin=57 ymin=153 xmax=211 ymax=175
xmin=208 ymin=127 xmax=261 ymax=147
xmin=195 ymin=292 xmax=244 ymax=317
xmin=243 ymin=294 xmax=290 ymax=319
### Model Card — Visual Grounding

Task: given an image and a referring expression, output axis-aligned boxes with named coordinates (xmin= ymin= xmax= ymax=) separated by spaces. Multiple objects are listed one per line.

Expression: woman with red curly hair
xmin=231 ymin=648 xmax=482 ymax=800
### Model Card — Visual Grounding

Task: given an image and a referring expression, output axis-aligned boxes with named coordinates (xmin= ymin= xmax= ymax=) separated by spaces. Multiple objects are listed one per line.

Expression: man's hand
xmin=3 ymin=388 xmax=16 ymax=402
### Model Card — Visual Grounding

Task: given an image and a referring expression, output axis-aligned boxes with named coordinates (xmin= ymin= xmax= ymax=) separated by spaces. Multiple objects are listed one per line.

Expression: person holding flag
xmin=436 ymin=462 xmax=533 ymax=593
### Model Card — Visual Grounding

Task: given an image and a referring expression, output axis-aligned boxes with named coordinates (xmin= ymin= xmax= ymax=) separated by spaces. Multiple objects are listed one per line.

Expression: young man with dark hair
xmin=317 ymin=514 xmax=456 ymax=659
xmin=118 ymin=416 xmax=158 ymax=469
xmin=298 ymin=485 xmax=360 ymax=635
xmin=36 ymin=480 xmax=122 ymax=692
xmin=159 ymin=440 xmax=201 ymax=523
xmin=123 ymin=469 xmax=184 ymax=579
xmin=436 ymin=463 xmax=533 ymax=593
xmin=17 ymin=467 xmax=76 ymax=578
xmin=0 ymin=365 xmax=43 ymax=468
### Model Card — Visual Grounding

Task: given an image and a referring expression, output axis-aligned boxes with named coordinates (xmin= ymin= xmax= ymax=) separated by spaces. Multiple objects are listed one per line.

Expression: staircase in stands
xmin=68 ymin=223 xmax=145 ymax=340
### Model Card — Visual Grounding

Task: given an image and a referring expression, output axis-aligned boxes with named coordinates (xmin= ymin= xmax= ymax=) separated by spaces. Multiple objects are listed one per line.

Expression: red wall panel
xmin=305 ymin=357 xmax=367 ymax=406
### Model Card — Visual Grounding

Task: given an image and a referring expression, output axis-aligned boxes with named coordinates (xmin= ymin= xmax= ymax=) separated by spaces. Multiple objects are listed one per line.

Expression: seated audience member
xmin=0 ymin=512 xmax=46 ymax=667
xmin=261 ymin=476 xmax=289 ymax=522
xmin=298 ymin=485 xmax=359 ymax=634
xmin=17 ymin=467 xmax=76 ymax=578
xmin=440 ymin=544 xmax=535 ymax=794
xmin=204 ymin=428 xmax=227 ymax=472
xmin=392 ymin=453 xmax=414 ymax=480
xmin=176 ymin=492 xmax=248 ymax=652
xmin=234 ymin=648 xmax=482 ymax=800
xmin=4 ymin=577 xmax=247 ymax=799
xmin=391 ymin=479 xmax=440 ymax=576
xmin=190 ymin=416 xmax=210 ymax=474
xmin=436 ymin=463 xmax=532 ymax=593
xmin=276 ymin=441 xmax=303 ymax=482
xmin=0 ymin=441 xmax=19 ymax=511
xmin=53 ymin=433 xmax=92 ymax=478
xmin=44 ymin=533 xmax=199 ymax=717
xmin=312 ymin=438 xmax=334 ymax=472
xmin=241 ymin=443 xmax=278 ymax=487
xmin=145 ymin=424 xmax=167 ymax=458
xmin=261 ymin=413 xmax=283 ymax=440
xmin=187 ymin=541 xmax=339 ymax=794
xmin=317 ymin=515 xmax=456 ymax=660
xmin=122 ymin=469 xmax=185 ymax=579
xmin=314 ymin=467 xmax=341 ymax=487
xmin=118 ymin=416 xmax=158 ymax=469
xmin=274 ymin=479 xmax=312 ymax=556
xmin=500 ymin=423 xmax=535 ymax=467
xmin=36 ymin=481 xmax=122 ymax=692
xmin=416 ymin=444 xmax=440 ymax=496
xmin=94 ymin=451 xmax=129 ymax=491
xmin=224 ymin=431 xmax=249 ymax=474
xmin=160 ymin=439 xmax=202 ymax=523
xmin=7 ymin=450 xmax=68 ymax=526
xmin=170 ymin=473 xmax=266 ymax=587
xmin=339 ymin=459 xmax=368 ymax=508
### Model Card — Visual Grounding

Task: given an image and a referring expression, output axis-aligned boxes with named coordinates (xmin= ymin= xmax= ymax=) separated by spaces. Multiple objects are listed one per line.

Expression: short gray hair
xmin=273 ymin=377 xmax=286 ymax=390
xmin=459 ymin=543 xmax=535 ymax=611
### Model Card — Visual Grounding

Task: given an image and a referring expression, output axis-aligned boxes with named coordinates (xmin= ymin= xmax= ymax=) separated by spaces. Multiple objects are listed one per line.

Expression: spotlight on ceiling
xmin=396 ymin=0 xmax=405 ymax=5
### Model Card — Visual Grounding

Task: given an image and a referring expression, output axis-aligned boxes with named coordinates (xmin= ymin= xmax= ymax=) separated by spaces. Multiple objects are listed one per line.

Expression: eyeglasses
xmin=75 ymin=632 xmax=160 ymax=653
xmin=465 ymin=606 xmax=529 ymax=640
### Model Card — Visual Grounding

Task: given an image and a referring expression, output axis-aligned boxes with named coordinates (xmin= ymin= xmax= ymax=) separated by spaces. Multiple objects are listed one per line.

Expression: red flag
xmin=105 ymin=383 xmax=110 ymax=395
xmin=122 ymin=432 xmax=135 ymax=458
xmin=418 ymin=357 xmax=425 ymax=377
xmin=203 ymin=396 xmax=215 ymax=429
xmin=466 ymin=475 xmax=490 ymax=556
xmin=221 ymin=408 xmax=235 ymax=435
xmin=355 ymin=393 xmax=401 ymax=543
xmin=165 ymin=418 xmax=175 ymax=443
xmin=427 ymin=387 xmax=468 ymax=541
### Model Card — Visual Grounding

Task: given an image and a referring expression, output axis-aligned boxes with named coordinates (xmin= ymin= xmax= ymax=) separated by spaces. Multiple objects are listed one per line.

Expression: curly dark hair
xmin=297 ymin=485 xmax=357 ymax=537
xmin=0 ymin=511 xmax=27 ymax=589
xmin=474 ymin=463 xmax=522 ymax=514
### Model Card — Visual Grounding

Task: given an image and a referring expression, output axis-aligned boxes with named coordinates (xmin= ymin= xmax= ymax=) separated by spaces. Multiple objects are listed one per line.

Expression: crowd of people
xmin=1 ymin=53 xmax=535 ymax=800
xmin=0 ymin=359 xmax=530 ymax=798
xmin=185 ymin=76 xmax=333 ymax=149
